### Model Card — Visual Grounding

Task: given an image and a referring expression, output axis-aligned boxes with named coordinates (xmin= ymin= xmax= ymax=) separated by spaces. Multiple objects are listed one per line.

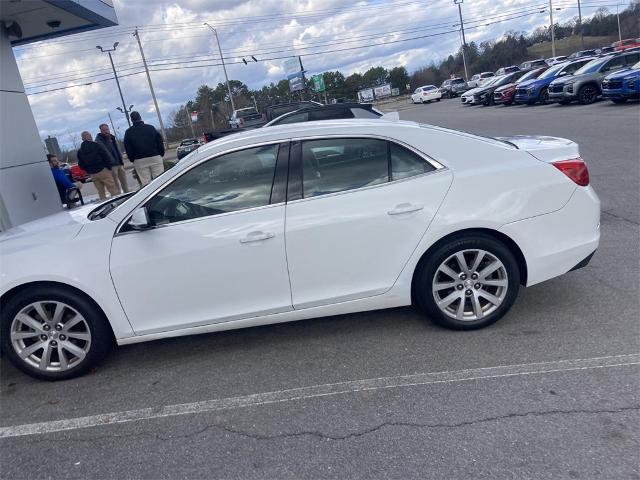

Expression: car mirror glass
xmin=128 ymin=206 xmax=152 ymax=230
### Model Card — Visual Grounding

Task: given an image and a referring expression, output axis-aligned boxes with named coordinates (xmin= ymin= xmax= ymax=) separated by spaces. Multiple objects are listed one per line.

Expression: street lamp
xmin=96 ymin=42 xmax=131 ymax=127
xmin=453 ymin=0 xmax=469 ymax=80
xmin=242 ymin=56 xmax=258 ymax=65
xmin=204 ymin=23 xmax=236 ymax=112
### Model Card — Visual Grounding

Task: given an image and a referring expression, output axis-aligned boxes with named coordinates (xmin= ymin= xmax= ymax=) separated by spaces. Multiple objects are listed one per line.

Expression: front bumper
xmin=548 ymin=84 xmax=577 ymax=102
xmin=514 ymin=88 xmax=538 ymax=103
xmin=499 ymin=185 xmax=600 ymax=286
xmin=460 ymin=96 xmax=477 ymax=105
xmin=493 ymin=90 xmax=515 ymax=104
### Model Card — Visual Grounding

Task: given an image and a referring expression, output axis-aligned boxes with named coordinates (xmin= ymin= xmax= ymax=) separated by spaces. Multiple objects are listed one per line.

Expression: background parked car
xmin=410 ymin=85 xmax=443 ymax=103
xmin=598 ymin=46 xmax=616 ymax=55
xmin=515 ymin=57 xmax=594 ymax=105
xmin=568 ymin=49 xmax=598 ymax=59
xmin=265 ymin=103 xmax=383 ymax=126
xmin=70 ymin=164 xmax=90 ymax=183
xmin=546 ymin=55 xmax=568 ymax=65
xmin=467 ymin=72 xmax=495 ymax=88
xmin=176 ymin=138 xmax=202 ymax=160
xmin=519 ymin=59 xmax=548 ymax=70
xmin=548 ymin=51 xmax=640 ymax=104
xmin=612 ymin=38 xmax=640 ymax=51
xmin=495 ymin=65 xmax=520 ymax=76
xmin=440 ymin=77 xmax=468 ymax=98
xmin=461 ymin=76 xmax=503 ymax=105
xmin=601 ymin=60 xmax=640 ymax=103
xmin=229 ymin=107 xmax=265 ymax=129
xmin=493 ymin=66 xmax=548 ymax=105
xmin=475 ymin=70 xmax=532 ymax=105
xmin=264 ymin=101 xmax=323 ymax=122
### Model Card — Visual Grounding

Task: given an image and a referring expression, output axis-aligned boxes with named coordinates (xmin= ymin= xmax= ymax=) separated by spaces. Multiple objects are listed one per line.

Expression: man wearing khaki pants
xmin=123 ymin=111 xmax=165 ymax=186
xmin=95 ymin=123 xmax=128 ymax=193
xmin=77 ymin=131 xmax=119 ymax=200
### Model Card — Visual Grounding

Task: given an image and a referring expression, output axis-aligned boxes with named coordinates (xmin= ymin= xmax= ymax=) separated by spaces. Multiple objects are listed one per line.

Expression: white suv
xmin=467 ymin=72 xmax=495 ymax=88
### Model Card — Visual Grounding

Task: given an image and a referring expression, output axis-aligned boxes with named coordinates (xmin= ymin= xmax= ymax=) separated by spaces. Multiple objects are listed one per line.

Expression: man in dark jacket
xmin=77 ymin=131 xmax=119 ymax=199
xmin=123 ymin=111 xmax=165 ymax=186
xmin=96 ymin=124 xmax=128 ymax=193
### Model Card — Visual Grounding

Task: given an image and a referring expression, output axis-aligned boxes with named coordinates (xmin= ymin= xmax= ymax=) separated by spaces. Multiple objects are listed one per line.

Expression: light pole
xmin=96 ymin=42 xmax=131 ymax=127
xmin=577 ymin=0 xmax=584 ymax=49
xmin=453 ymin=0 xmax=469 ymax=80
xmin=204 ymin=23 xmax=236 ymax=112
xmin=616 ymin=4 xmax=622 ymax=42
xmin=549 ymin=0 xmax=556 ymax=58
xmin=117 ymin=104 xmax=134 ymax=121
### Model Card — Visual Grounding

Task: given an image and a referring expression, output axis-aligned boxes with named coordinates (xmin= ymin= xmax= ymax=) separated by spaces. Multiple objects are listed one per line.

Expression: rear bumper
xmin=499 ymin=185 xmax=600 ymax=287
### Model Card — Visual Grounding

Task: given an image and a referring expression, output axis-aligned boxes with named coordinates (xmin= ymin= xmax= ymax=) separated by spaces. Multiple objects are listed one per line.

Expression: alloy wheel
xmin=432 ymin=249 xmax=509 ymax=321
xmin=10 ymin=301 xmax=92 ymax=372
xmin=580 ymin=86 xmax=597 ymax=104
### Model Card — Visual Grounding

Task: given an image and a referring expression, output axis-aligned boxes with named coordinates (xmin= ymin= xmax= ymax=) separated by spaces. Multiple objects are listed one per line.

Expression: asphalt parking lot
xmin=1 ymin=99 xmax=638 ymax=479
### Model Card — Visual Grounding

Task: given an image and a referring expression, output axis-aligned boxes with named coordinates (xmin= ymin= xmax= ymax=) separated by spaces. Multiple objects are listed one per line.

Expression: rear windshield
xmin=180 ymin=139 xmax=198 ymax=146
xmin=451 ymin=78 xmax=465 ymax=84
xmin=236 ymin=109 xmax=259 ymax=118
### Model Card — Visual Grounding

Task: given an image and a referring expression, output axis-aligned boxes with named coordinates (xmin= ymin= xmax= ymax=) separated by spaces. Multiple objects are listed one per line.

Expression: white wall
xmin=0 ymin=27 xmax=62 ymax=231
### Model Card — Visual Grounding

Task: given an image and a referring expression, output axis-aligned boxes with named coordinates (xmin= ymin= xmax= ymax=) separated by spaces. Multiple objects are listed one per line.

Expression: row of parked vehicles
xmin=409 ymin=42 xmax=640 ymax=108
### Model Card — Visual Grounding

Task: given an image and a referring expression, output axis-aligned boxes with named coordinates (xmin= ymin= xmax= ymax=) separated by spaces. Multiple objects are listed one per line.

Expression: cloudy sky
xmin=13 ymin=0 xmax=625 ymax=147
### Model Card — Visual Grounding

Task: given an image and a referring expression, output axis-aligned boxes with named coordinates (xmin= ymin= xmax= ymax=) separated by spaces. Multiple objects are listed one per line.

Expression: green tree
xmin=388 ymin=66 xmax=409 ymax=92
xmin=362 ymin=66 xmax=388 ymax=86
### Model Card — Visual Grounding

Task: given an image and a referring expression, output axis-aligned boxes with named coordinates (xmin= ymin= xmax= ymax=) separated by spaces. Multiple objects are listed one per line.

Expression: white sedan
xmin=0 ymin=120 xmax=600 ymax=380
xmin=411 ymin=85 xmax=442 ymax=103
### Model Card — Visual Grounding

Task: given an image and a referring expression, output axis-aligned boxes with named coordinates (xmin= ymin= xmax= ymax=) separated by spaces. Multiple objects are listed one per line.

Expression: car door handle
xmin=239 ymin=231 xmax=275 ymax=244
xmin=387 ymin=203 xmax=424 ymax=215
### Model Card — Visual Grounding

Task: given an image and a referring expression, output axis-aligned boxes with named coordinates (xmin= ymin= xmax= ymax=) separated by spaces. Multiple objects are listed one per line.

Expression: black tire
xmin=414 ymin=234 xmax=520 ymax=330
xmin=539 ymin=87 xmax=549 ymax=105
xmin=578 ymin=84 xmax=598 ymax=105
xmin=1 ymin=286 xmax=114 ymax=381
xmin=436 ymin=98 xmax=441 ymax=102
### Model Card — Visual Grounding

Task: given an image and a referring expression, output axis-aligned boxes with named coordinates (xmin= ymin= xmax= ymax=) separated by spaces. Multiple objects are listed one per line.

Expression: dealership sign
xmin=283 ymin=57 xmax=305 ymax=92
xmin=358 ymin=88 xmax=374 ymax=102
xmin=312 ymin=74 xmax=325 ymax=93
xmin=374 ymin=84 xmax=392 ymax=98
xmin=190 ymin=111 xmax=198 ymax=122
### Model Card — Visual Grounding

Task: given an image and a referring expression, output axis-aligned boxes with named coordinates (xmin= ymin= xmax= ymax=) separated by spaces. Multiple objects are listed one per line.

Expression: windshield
xmin=483 ymin=76 xmax=503 ymax=86
xmin=574 ymin=58 xmax=605 ymax=75
xmin=633 ymin=60 xmax=640 ymax=69
xmin=180 ymin=139 xmax=198 ymax=146
xmin=518 ymin=68 xmax=545 ymax=82
xmin=539 ymin=64 xmax=565 ymax=79
xmin=422 ymin=85 xmax=437 ymax=91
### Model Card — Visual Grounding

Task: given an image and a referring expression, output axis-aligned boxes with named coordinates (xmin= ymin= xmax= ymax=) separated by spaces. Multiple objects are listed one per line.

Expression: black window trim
xmin=116 ymin=140 xmax=288 ymax=235
xmin=285 ymin=134 xmax=446 ymax=204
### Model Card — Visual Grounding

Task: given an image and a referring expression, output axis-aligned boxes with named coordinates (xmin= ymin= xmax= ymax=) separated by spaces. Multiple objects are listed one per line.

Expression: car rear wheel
xmin=578 ymin=85 xmax=598 ymax=105
xmin=415 ymin=235 xmax=520 ymax=330
xmin=1 ymin=286 xmax=113 ymax=381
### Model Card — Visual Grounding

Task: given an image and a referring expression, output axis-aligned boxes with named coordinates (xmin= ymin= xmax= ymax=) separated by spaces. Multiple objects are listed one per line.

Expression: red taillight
xmin=552 ymin=158 xmax=589 ymax=186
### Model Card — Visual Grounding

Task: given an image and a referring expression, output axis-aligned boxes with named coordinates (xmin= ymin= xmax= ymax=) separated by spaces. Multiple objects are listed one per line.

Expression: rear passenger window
xmin=302 ymin=138 xmax=388 ymax=198
xmin=391 ymin=143 xmax=435 ymax=180
xmin=624 ymin=53 xmax=640 ymax=65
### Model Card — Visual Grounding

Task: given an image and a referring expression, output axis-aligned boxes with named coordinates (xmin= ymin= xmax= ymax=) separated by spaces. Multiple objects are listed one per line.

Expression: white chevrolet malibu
xmin=0 ymin=119 xmax=600 ymax=380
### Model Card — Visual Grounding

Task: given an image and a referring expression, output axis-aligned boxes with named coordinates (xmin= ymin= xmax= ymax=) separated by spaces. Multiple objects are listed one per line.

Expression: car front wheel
xmin=578 ymin=85 xmax=598 ymax=105
xmin=1 ymin=286 xmax=113 ymax=381
xmin=415 ymin=235 xmax=520 ymax=330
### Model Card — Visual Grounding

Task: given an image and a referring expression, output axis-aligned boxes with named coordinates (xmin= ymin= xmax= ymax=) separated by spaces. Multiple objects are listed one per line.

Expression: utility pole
xmin=96 ymin=43 xmax=131 ymax=127
xmin=133 ymin=28 xmax=167 ymax=146
xmin=107 ymin=111 xmax=118 ymax=141
xmin=454 ymin=0 xmax=469 ymax=80
xmin=204 ymin=23 xmax=236 ymax=112
xmin=549 ymin=0 xmax=556 ymax=58
xmin=577 ymin=0 xmax=584 ymax=49
xmin=185 ymin=106 xmax=195 ymax=138
xmin=616 ymin=4 xmax=622 ymax=42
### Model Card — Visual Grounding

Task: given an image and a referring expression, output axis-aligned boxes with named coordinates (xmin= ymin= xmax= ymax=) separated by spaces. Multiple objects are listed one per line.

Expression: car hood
xmin=604 ymin=68 xmax=639 ymax=80
xmin=462 ymin=86 xmax=484 ymax=96
xmin=495 ymin=82 xmax=516 ymax=92
xmin=517 ymin=78 xmax=547 ymax=88
xmin=0 ymin=204 xmax=98 ymax=249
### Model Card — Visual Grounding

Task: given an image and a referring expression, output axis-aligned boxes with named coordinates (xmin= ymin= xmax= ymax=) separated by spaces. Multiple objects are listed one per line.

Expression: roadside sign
xmin=190 ymin=111 xmax=198 ymax=122
xmin=288 ymin=73 xmax=304 ymax=92
xmin=312 ymin=74 xmax=325 ymax=92
xmin=391 ymin=88 xmax=400 ymax=96
xmin=374 ymin=84 xmax=392 ymax=98
xmin=358 ymin=88 xmax=374 ymax=102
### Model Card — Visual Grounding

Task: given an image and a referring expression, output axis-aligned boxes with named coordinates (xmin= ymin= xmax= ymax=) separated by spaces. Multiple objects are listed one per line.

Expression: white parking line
xmin=1 ymin=354 xmax=638 ymax=439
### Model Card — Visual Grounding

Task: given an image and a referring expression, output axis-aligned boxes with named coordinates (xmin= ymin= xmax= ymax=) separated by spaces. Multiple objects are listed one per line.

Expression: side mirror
xmin=128 ymin=206 xmax=152 ymax=230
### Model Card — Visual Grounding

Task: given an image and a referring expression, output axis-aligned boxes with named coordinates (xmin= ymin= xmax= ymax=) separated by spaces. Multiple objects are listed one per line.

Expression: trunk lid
xmin=495 ymin=135 xmax=580 ymax=163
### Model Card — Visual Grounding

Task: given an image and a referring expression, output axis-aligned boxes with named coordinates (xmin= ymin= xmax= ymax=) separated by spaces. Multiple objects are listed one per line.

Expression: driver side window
xmin=146 ymin=144 xmax=279 ymax=224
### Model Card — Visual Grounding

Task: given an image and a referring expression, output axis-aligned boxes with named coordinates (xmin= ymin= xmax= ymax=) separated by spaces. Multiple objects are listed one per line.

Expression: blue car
xmin=602 ymin=61 xmax=640 ymax=103
xmin=514 ymin=58 xmax=594 ymax=105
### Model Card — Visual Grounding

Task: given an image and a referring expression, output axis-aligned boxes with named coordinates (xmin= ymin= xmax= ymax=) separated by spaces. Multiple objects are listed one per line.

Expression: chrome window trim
xmin=115 ymin=140 xmax=284 ymax=235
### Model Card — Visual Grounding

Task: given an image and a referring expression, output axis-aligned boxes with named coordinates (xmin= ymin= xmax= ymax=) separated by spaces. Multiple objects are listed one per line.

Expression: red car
xmin=70 ymin=164 xmax=90 ymax=182
xmin=493 ymin=66 xmax=549 ymax=106
xmin=612 ymin=38 xmax=640 ymax=51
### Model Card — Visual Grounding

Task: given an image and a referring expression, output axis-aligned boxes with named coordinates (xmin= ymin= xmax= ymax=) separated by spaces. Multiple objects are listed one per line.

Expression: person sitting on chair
xmin=48 ymin=154 xmax=78 ymax=204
